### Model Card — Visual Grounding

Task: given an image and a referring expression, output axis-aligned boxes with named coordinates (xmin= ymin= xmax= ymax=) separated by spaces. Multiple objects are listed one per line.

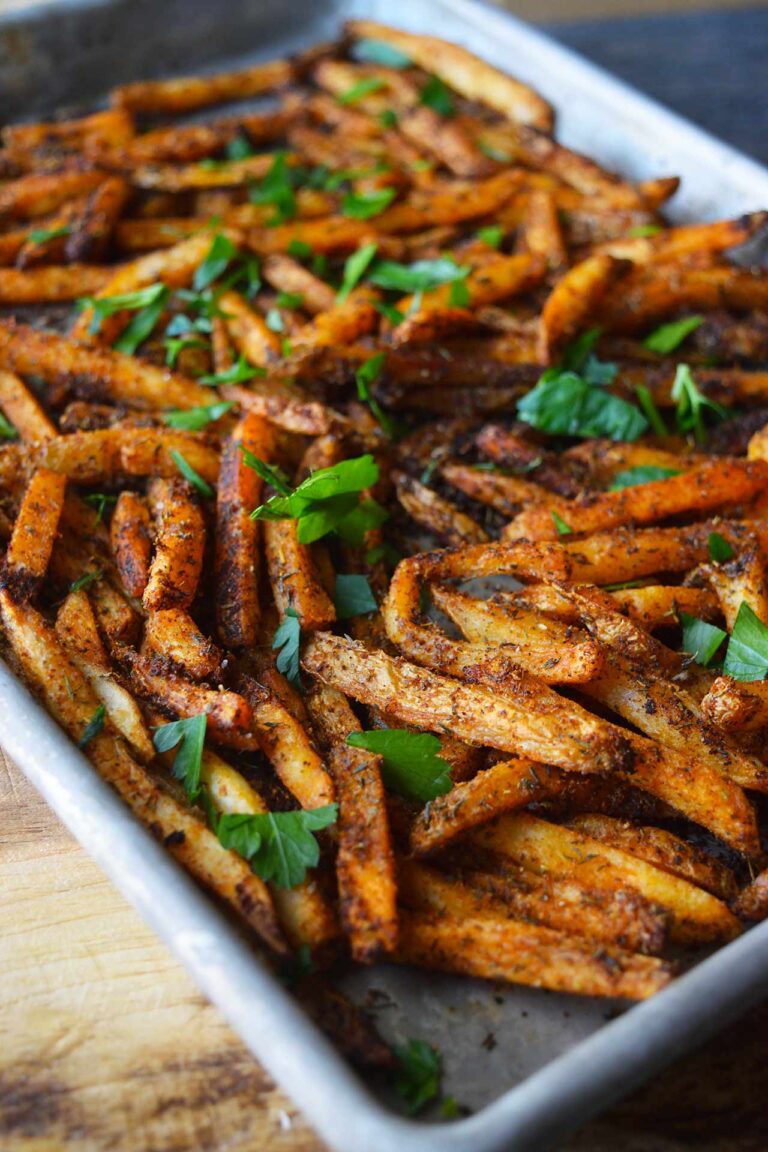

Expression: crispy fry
xmin=307 ymin=683 xmax=397 ymax=961
xmin=131 ymin=653 xmax=252 ymax=745
xmin=0 ymin=169 xmax=106 ymax=220
xmin=539 ymin=254 xmax=628 ymax=362
xmin=262 ymin=254 xmax=336 ymax=315
xmin=2 ymin=468 xmax=66 ymax=601
xmin=701 ymin=676 xmax=768 ymax=735
xmin=394 ymin=471 xmax=489 ymax=545
xmin=303 ymin=631 xmax=630 ymax=775
xmin=144 ymin=609 xmax=223 ymax=682
xmin=472 ymin=813 xmax=739 ymax=945
xmin=0 ymin=371 xmax=56 ymax=441
xmin=112 ymin=58 xmax=294 ymax=114
xmin=264 ymin=518 xmax=337 ymax=631
xmin=143 ymin=477 xmax=205 ymax=613
xmin=219 ymin=289 xmax=281 ymax=366
xmin=110 ymin=490 xmax=152 ymax=599
xmin=0 ymin=263 xmax=112 ymax=303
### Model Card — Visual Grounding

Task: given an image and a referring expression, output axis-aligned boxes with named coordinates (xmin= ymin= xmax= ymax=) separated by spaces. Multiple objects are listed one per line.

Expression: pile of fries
xmin=4 ymin=18 xmax=768 ymax=1071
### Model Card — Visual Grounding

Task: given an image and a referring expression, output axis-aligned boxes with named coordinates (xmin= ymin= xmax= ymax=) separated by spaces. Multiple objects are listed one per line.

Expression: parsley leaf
xmin=276 ymin=291 xmax=304 ymax=309
xmin=171 ymin=450 xmax=215 ymax=498
xmin=337 ymin=241 xmax=379 ymax=303
xmin=78 ymin=704 xmax=106 ymax=749
xmin=374 ymin=300 xmax=405 ymax=325
xmin=240 ymin=447 xmax=292 ymax=494
xmin=346 ymin=729 xmax=452 ymax=802
xmin=70 ymin=570 xmax=101 ymax=593
xmin=644 ymin=315 xmax=704 ymax=355
xmin=334 ymin=574 xmax=377 ymax=619
xmin=628 ymin=224 xmax=663 ymax=238
xmin=338 ymin=77 xmax=386 ymax=105
xmin=478 ymin=139 xmax=511 ymax=162
xmin=671 ymin=364 xmax=728 ymax=445
xmin=163 ymin=401 xmax=233 ymax=431
xmin=288 ymin=239 xmax=313 ymax=259
xmin=680 ymin=612 xmax=726 ymax=668
xmin=342 ymin=187 xmax=397 ymax=220
xmin=84 ymin=493 xmax=117 ymax=521
xmin=197 ymin=354 xmax=266 ymax=386
xmin=609 ymin=466 xmax=681 ymax=490
xmin=193 ymin=233 xmax=238 ymax=292
xmin=723 ymin=602 xmax=768 ymax=681
xmin=0 ymin=412 xmax=18 ymax=440
xmin=518 ymin=371 xmax=648 ymax=442
xmin=216 ymin=805 xmax=338 ymax=888
xmin=551 ymin=510 xmax=572 ymax=536
xmin=561 ymin=327 xmax=617 ymax=385
xmin=420 ymin=75 xmax=455 ymax=117
xmin=265 ymin=307 xmax=285 ymax=333
xmin=153 ymin=714 xmax=207 ymax=801
xmin=226 ymin=133 xmax=255 ymax=161
xmin=635 ymin=384 xmax=669 ymax=436
xmin=449 ymin=278 xmax=470 ymax=308
xmin=28 ymin=224 xmax=72 ymax=245
xmin=708 ymin=531 xmax=734 ymax=564
xmin=78 ymin=283 xmax=168 ymax=339
xmin=393 ymin=1040 xmax=442 ymax=1115
xmin=252 ymin=455 xmax=382 ymax=543
xmin=355 ymin=352 xmax=398 ymax=437
xmin=379 ymin=108 xmax=398 ymax=129
xmin=352 ymin=38 xmax=412 ymax=68
xmin=477 ymin=225 xmax=503 ymax=249
xmin=248 ymin=151 xmax=297 ymax=223
xmin=369 ymin=256 xmax=468 ymax=294
xmin=113 ymin=286 xmax=171 ymax=355
xmin=273 ymin=608 xmax=302 ymax=688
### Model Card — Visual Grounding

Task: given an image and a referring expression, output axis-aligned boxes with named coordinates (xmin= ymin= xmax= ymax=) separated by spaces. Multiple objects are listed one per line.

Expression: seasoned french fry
xmin=110 ymin=490 xmax=152 ymax=599
xmin=395 ymin=909 xmax=671 ymax=999
xmin=143 ymin=477 xmax=205 ymax=613
xmin=264 ymin=518 xmax=337 ymax=631
xmin=130 ymin=653 xmax=253 ymax=745
xmin=262 ymin=254 xmax=336 ymax=315
xmin=394 ymin=471 xmax=489 ymax=545
xmin=701 ymin=676 xmax=768 ymax=735
xmin=219 ymin=289 xmax=281 ymax=366
xmin=472 ymin=813 xmax=740 ymax=945
xmin=144 ymin=609 xmax=223 ymax=682
xmin=734 ymin=871 xmax=768 ymax=922
xmin=307 ymin=683 xmax=397 ymax=961
xmin=0 ymin=169 xmax=106 ymax=220
xmin=0 ymin=263 xmax=112 ymax=303
xmin=539 ymin=254 xmax=628 ymax=362
xmin=694 ymin=545 xmax=768 ymax=631
xmin=303 ymin=631 xmax=630 ymax=775
xmin=0 ymin=371 xmax=56 ymax=441
xmin=2 ymin=468 xmax=66 ymax=600
xmin=112 ymin=58 xmax=294 ymax=114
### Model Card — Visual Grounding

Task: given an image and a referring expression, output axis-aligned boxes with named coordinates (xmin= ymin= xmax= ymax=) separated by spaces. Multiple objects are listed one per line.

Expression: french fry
xmin=64 ymin=176 xmax=131 ymax=263
xmin=399 ymin=858 xmax=667 ymax=956
xmin=0 ymin=169 xmax=106 ymax=220
xmin=539 ymin=253 xmax=628 ymax=362
xmin=396 ymin=252 xmax=544 ymax=316
xmin=262 ymin=254 xmax=337 ymax=315
xmin=0 ymin=263 xmax=112 ymax=303
xmin=112 ymin=58 xmax=294 ymax=114
xmin=130 ymin=653 xmax=253 ymax=745
xmin=2 ymin=108 xmax=134 ymax=156
xmin=219 ymin=289 xmax=281 ymax=366
xmin=143 ymin=477 xmax=205 ymax=613
xmin=701 ymin=676 xmax=768 ymax=735
xmin=2 ymin=468 xmax=66 ymax=601
xmin=110 ymin=490 xmax=152 ymax=599
xmin=303 ymin=631 xmax=630 ymax=775
xmin=144 ymin=609 xmax=223 ymax=682
xmin=733 ymin=871 xmax=768 ymax=922
xmin=601 ymin=265 xmax=768 ymax=333
xmin=410 ymin=756 xmax=562 ymax=856
xmin=346 ymin=20 xmax=554 ymax=130
xmin=0 ymin=370 xmax=57 ymax=441
xmin=472 ymin=813 xmax=740 ymax=945
xmin=518 ymin=188 xmax=568 ymax=274
xmin=264 ymin=518 xmax=337 ymax=631
xmin=567 ymin=814 xmax=737 ymax=902
xmin=694 ymin=545 xmax=768 ymax=631
xmin=55 ymin=588 xmax=154 ymax=761
xmin=0 ymin=320 xmax=213 ymax=411
xmin=394 ymin=471 xmax=489 ymax=545
xmin=395 ymin=909 xmax=671 ymax=999
xmin=608 ymin=585 xmax=720 ymax=631
xmin=292 ymin=285 xmax=381 ymax=351
xmin=306 ymin=683 xmax=397 ymax=962
xmin=238 ymin=675 xmax=336 ymax=809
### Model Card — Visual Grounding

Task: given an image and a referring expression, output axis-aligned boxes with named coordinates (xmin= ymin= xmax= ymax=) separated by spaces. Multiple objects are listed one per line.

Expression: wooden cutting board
xmin=2 ymin=744 xmax=768 ymax=1152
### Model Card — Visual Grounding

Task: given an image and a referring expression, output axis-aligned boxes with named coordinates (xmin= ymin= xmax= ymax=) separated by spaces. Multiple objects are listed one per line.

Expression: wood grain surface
xmin=3 ymin=7 xmax=768 ymax=1151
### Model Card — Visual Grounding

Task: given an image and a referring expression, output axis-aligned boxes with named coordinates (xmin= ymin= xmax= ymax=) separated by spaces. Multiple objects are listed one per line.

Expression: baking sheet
xmin=2 ymin=2 xmax=768 ymax=1150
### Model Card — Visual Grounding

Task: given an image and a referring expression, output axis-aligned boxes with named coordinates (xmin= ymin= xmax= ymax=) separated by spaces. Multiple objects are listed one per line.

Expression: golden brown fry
xmin=2 ymin=468 xmax=66 ymax=601
xmin=55 ymin=588 xmax=154 ymax=761
xmin=472 ymin=813 xmax=739 ymax=945
xmin=303 ymin=631 xmax=629 ymax=775
xmin=518 ymin=188 xmax=568 ymax=274
xmin=143 ymin=477 xmax=205 ymax=613
xmin=307 ymin=683 xmax=397 ymax=962
xmin=144 ymin=609 xmax=223 ymax=682
xmin=110 ymin=490 xmax=152 ymax=599
xmin=346 ymin=20 xmax=553 ymax=130
xmin=215 ymin=413 xmax=274 ymax=648
xmin=694 ymin=546 xmax=768 ymax=631
xmin=64 ymin=176 xmax=131 ymax=263
xmin=292 ymin=285 xmax=381 ymax=351
xmin=238 ymin=675 xmax=336 ymax=809
xmin=395 ymin=908 xmax=671 ymax=1000
xmin=397 ymin=252 xmax=543 ymax=316
xmin=264 ymin=518 xmax=336 ymax=631
xmin=131 ymin=653 xmax=253 ymax=745
xmin=734 ymin=871 xmax=768 ymax=922
xmin=0 ymin=320 xmax=213 ymax=411
xmin=429 ymin=582 xmax=605 ymax=685
xmin=441 ymin=461 xmax=563 ymax=517
xmin=0 ymin=370 xmax=56 ymax=441
xmin=568 ymin=814 xmax=737 ymax=902
xmin=410 ymin=756 xmax=562 ymax=856
xmin=539 ymin=253 xmax=628 ymax=362
xmin=394 ymin=471 xmax=489 ymax=546
xmin=601 ymin=265 xmax=768 ymax=333
xmin=112 ymin=58 xmax=294 ymax=114
xmin=400 ymin=857 xmax=666 ymax=956
xmin=262 ymin=254 xmax=336 ymax=315
xmin=0 ymin=169 xmax=106 ymax=221
xmin=609 ymin=585 xmax=720 ymax=631
xmin=0 ymin=263 xmax=112 ymax=303
xmin=701 ymin=676 xmax=768 ymax=735
xmin=219 ymin=289 xmax=281 ymax=366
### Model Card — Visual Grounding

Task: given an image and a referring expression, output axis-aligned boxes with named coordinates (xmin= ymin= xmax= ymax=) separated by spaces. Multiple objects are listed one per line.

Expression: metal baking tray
xmin=3 ymin=2 xmax=768 ymax=1150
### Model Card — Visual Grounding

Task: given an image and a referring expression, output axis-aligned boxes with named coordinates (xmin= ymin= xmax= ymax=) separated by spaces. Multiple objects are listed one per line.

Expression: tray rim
xmin=3 ymin=2 xmax=768 ymax=1150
